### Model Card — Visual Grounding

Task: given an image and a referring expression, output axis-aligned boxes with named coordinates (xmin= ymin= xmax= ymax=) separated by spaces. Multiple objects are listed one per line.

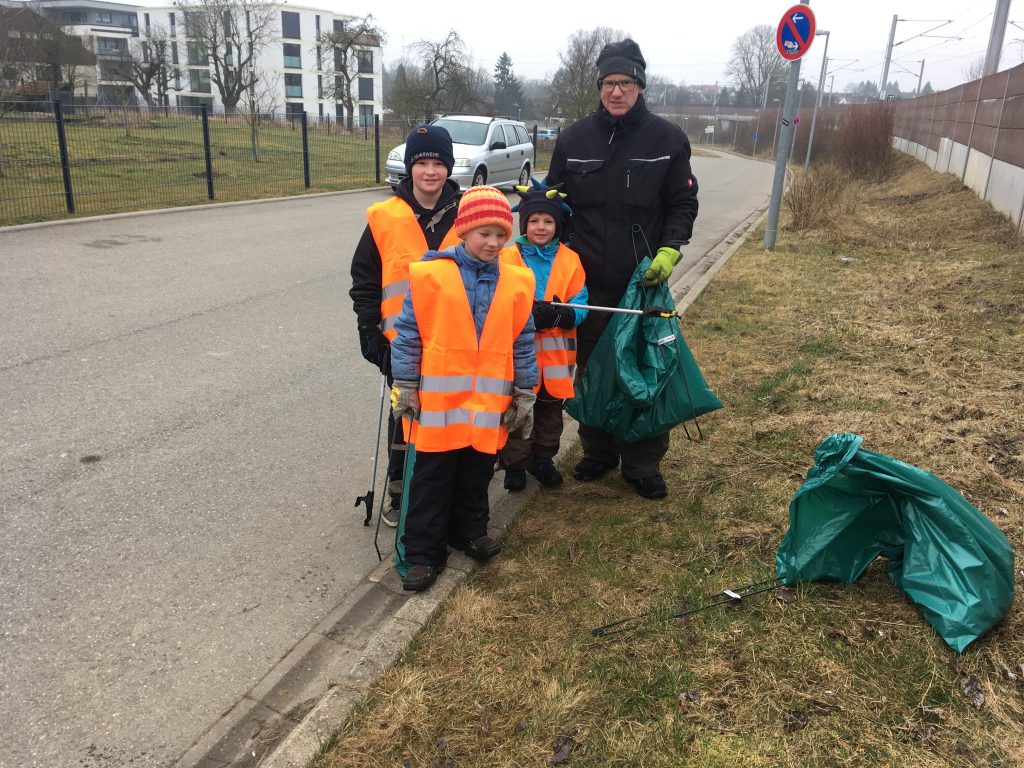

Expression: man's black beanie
xmin=596 ymin=38 xmax=647 ymax=88
xmin=404 ymin=124 xmax=455 ymax=175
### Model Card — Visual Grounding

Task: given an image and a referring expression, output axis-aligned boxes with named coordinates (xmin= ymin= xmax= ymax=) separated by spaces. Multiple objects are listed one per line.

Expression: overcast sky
xmin=327 ymin=0 xmax=1022 ymax=94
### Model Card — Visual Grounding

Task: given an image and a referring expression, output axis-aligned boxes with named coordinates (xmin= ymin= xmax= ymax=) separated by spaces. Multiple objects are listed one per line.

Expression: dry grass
xmin=321 ymin=154 xmax=1024 ymax=768
xmin=784 ymin=164 xmax=855 ymax=231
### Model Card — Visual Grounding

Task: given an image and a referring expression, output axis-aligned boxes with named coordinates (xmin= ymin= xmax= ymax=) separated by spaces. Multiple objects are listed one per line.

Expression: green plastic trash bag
xmin=776 ymin=433 xmax=1015 ymax=652
xmin=565 ymin=258 xmax=723 ymax=443
xmin=394 ymin=443 xmax=415 ymax=578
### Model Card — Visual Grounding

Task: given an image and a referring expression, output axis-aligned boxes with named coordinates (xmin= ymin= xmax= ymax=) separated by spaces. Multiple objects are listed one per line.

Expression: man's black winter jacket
xmin=348 ymin=177 xmax=460 ymax=328
xmin=547 ymin=96 xmax=699 ymax=306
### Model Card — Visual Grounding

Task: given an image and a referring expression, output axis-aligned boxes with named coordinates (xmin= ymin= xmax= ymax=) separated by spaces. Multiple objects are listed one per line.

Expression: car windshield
xmin=431 ymin=119 xmax=489 ymax=146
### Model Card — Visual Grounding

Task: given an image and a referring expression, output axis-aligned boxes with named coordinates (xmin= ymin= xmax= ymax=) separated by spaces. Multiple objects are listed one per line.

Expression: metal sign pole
xmin=764 ymin=59 xmax=803 ymax=250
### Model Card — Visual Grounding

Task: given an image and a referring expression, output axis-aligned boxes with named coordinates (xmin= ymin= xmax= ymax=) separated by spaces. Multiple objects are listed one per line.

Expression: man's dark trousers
xmin=575 ymin=312 xmax=669 ymax=479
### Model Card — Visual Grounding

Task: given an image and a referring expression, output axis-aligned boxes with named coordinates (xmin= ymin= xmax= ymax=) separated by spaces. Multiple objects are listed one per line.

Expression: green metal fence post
xmin=200 ymin=106 xmax=214 ymax=200
xmin=53 ymin=101 xmax=75 ymax=214
xmin=301 ymin=111 xmax=311 ymax=188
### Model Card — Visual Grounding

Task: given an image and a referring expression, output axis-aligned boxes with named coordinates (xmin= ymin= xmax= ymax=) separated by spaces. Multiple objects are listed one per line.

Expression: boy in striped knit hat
xmin=389 ymin=186 xmax=538 ymax=592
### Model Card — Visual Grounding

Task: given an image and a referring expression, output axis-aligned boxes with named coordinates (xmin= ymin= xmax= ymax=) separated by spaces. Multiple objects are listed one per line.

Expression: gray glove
xmin=502 ymin=386 xmax=537 ymax=439
xmin=390 ymin=380 xmax=419 ymax=422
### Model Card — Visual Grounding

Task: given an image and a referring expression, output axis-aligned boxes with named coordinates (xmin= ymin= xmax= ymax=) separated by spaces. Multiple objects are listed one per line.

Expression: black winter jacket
xmin=348 ymin=177 xmax=461 ymax=328
xmin=546 ymin=95 xmax=699 ymax=306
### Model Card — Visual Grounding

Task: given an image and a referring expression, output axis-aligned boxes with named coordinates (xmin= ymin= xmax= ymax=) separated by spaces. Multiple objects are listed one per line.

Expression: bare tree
xmin=725 ymin=24 xmax=787 ymax=107
xmin=238 ymin=69 xmax=279 ymax=161
xmin=383 ymin=57 xmax=428 ymax=124
xmin=962 ymin=56 xmax=985 ymax=82
xmin=122 ymin=26 xmax=179 ymax=107
xmin=412 ymin=30 xmax=482 ymax=121
xmin=317 ymin=14 xmax=385 ymax=132
xmin=174 ymin=0 xmax=276 ymax=114
xmin=549 ymin=27 xmax=624 ymax=121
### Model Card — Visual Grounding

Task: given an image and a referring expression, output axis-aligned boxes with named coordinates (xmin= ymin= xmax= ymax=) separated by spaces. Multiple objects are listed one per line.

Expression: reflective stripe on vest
xmin=406 ymin=258 xmax=535 ymax=453
xmin=367 ymin=197 xmax=461 ymax=341
xmin=499 ymin=242 xmax=586 ymax=399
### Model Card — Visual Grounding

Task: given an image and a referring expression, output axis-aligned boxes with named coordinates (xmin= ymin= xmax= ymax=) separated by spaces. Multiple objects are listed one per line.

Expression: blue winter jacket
xmin=514 ymin=236 xmax=590 ymax=326
xmin=390 ymin=245 xmax=539 ymax=389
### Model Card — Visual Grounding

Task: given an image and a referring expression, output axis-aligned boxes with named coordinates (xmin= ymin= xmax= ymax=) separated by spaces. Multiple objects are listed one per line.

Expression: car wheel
xmin=472 ymin=167 xmax=487 ymax=187
xmin=518 ymin=163 xmax=531 ymax=187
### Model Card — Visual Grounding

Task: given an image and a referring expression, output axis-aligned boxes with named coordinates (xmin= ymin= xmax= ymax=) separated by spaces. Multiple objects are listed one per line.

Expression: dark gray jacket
xmin=547 ymin=95 xmax=699 ymax=306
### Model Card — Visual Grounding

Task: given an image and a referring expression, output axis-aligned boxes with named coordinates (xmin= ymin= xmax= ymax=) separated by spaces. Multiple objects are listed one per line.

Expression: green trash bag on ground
xmin=394 ymin=443 xmax=415 ymax=578
xmin=565 ymin=258 xmax=723 ymax=443
xmin=776 ymin=433 xmax=1015 ymax=652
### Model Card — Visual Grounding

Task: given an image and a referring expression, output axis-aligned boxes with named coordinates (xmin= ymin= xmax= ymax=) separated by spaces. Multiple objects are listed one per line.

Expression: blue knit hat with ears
xmin=404 ymin=124 xmax=454 ymax=175
xmin=513 ymin=177 xmax=571 ymax=242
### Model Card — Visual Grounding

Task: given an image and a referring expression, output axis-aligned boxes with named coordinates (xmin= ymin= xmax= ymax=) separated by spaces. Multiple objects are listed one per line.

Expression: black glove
xmin=550 ymin=295 xmax=576 ymax=329
xmin=358 ymin=324 xmax=390 ymax=375
xmin=531 ymin=300 xmax=559 ymax=330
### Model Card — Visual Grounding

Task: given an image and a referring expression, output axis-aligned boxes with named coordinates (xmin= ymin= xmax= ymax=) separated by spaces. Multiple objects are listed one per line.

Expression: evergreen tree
xmin=493 ymin=52 xmax=524 ymax=117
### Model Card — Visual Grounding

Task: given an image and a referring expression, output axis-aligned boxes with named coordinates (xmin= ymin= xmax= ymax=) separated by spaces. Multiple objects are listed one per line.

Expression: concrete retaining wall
xmin=893 ymin=62 xmax=1024 ymax=233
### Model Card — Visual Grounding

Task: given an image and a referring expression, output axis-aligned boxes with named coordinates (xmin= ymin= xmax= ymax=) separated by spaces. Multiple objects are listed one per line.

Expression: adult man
xmin=546 ymin=38 xmax=699 ymax=499
xmin=349 ymin=125 xmax=461 ymax=525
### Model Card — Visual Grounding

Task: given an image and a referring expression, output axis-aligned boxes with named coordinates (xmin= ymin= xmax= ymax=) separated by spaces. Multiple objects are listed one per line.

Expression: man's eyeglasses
xmin=599 ymin=78 xmax=637 ymax=94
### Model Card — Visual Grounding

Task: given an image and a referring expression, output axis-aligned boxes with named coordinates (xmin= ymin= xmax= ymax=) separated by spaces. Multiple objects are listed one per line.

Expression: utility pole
xmin=915 ymin=59 xmax=925 ymax=98
xmin=880 ymin=14 xmax=898 ymax=100
xmin=764 ymin=50 xmax=805 ymax=249
xmin=804 ymin=30 xmax=830 ymax=172
xmin=983 ymin=0 xmax=1012 ymax=75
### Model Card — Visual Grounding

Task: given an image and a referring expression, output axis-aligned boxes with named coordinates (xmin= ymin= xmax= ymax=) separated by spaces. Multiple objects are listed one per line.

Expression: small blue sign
xmin=753 ymin=132 xmax=760 ymax=141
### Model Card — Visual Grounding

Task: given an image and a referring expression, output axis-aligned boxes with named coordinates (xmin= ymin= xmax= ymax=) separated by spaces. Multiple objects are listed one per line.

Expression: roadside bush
xmin=784 ymin=164 xmax=851 ymax=230
xmin=834 ymin=101 xmax=895 ymax=179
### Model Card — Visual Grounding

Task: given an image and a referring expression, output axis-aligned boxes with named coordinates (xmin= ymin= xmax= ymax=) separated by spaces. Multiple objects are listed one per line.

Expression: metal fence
xmin=0 ymin=103 xmax=555 ymax=226
xmin=0 ymin=102 xmax=388 ymax=225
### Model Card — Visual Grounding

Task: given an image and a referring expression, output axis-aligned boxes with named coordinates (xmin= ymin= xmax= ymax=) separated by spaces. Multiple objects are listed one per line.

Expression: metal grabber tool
xmin=551 ymin=301 xmax=679 ymax=319
xmin=354 ymin=372 xmax=388 ymax=526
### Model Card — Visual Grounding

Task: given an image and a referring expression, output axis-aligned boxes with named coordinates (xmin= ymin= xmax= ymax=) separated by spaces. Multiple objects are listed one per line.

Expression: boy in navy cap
xmin=349 ymin=125 xmax=461 ymax=527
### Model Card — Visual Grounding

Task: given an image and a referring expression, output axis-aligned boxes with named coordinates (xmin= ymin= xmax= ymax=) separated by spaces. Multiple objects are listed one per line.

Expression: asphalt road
xmin=0 ymin=150 xmax=774 ymax=767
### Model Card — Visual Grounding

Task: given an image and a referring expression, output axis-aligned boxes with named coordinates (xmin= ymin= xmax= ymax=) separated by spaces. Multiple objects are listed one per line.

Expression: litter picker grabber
xmin=354 ymin=373 xmax=388 ymax=527
xmin=551 ymin=301 xmax=679 ymax=319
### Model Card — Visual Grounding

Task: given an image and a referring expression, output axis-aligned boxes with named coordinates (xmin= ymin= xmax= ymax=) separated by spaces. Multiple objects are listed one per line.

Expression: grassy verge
xmin=320 ymin=155 xmax=1023 ymax=768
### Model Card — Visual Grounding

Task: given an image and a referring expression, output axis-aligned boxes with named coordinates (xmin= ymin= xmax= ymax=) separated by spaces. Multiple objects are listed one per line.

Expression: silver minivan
xmin=385 ymin=115 xmax=534 ymax=190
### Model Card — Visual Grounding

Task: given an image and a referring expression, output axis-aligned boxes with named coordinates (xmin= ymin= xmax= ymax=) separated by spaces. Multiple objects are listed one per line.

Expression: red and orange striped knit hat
xmin=453 ymin=186 xmax=513 ymax=240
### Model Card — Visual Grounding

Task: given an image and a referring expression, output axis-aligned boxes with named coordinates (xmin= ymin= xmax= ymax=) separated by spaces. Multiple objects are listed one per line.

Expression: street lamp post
xmin=804 ymin=29 xmax=830 ymax=173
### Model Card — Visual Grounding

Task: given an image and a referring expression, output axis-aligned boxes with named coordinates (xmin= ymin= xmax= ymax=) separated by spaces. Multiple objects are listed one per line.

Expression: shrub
xmin=834 ymin=101 xmax=895 ymax=179
xmin=783 ymin=164 xmax=850 ymax=230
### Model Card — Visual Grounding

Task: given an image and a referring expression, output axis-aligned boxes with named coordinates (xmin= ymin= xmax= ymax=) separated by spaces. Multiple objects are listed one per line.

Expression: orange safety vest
xmin=500 ymin=242 xmax=586 ymax=399
xmin=405 ymin=258 xmax=535 ymax=454
xmin=366 ymin=196 xmax=461 ymax=341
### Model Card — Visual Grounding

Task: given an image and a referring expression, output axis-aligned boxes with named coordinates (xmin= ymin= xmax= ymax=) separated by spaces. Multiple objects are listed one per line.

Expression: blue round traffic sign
xmin=776 ymin=4 xmax=816 ymax=61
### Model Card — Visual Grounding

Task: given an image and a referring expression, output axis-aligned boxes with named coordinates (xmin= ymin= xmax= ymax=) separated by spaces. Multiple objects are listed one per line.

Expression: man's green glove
xmin=642 ymin=247 xmax=682 ymax=286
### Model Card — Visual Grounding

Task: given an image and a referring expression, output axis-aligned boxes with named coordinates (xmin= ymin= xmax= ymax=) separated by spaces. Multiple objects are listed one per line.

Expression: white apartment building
xmin=26 ymin=0 xmax=383 ymax=122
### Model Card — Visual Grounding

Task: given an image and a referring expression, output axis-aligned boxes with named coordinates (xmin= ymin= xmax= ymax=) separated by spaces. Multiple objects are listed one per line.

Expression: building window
xmin=317 ymin=74 xmax=323 ymax=99
xmin=97 ymin=12 xmax=112 ymax=23
xmin=281 ymin=11 xmax=300 ymax=39
xmin=359 ymin=104 xmax=373 ymax=127
xmin=286 ymin=102 xmax=304 ymax=117
xmin=187 ymin=41 xmax=206 ymax=66
xmin=169 ymin=12 xmax=176 ymax=36
xmin=333 ymin=19 xmax=344 ymax=34
xmin=189 ymin=69 xmax=211 ymax=93
xmin=358 ymin=77 xmax=373 ymax=100
xmin=143 ymin=13 xmax=150 ymax=35
xmin=282 ymin=43 xmax=301 ymax=68
xmin=285 ymin=73 xmax=302 ymax=98
xmin=98 ymin=37 xmax=126 ymax=53
xmin=315 ymin=15 xmax=320 ymax=35
xmin=356 ymin=49 xmax=372 ymax=74
xmin=315 ymin=46 xmax=321 ymax=70
xmin=171 ymin=41 xmax=178 ymax=64
xmin=63 ymin=11 xmax=87 ymax=23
